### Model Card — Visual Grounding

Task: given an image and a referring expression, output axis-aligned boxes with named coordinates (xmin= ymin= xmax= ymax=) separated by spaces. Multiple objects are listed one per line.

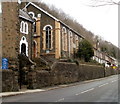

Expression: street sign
xmin=2 ymin=58 xmax=8 ymax=69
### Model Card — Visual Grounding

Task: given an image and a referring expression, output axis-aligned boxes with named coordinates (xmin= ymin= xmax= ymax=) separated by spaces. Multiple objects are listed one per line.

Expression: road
xmin=2 ymin=75 xmax=119 ymax=103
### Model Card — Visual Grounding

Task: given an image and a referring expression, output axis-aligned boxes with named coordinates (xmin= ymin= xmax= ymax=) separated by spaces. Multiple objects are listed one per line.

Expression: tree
xmin=89 ymin=0 xmax=120 ymax=7
xmin=77 ymin=39 xmax=94 ymax=62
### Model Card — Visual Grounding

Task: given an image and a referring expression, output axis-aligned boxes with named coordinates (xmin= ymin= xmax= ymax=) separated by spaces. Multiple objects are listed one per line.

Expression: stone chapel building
xmin=1 ymin=1 xmax=117 ymax=70
xmin=23 ymin=2 xmax=83 ymax=60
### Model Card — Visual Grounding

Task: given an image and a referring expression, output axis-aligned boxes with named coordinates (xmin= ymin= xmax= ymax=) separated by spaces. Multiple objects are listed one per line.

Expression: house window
xmin=20 ymin=21 xmax=28 ymax=34
xmin=43 ymin=25 xmax=53 ymax=51
xmin=62 ymin=27 xmax=67 ymax=51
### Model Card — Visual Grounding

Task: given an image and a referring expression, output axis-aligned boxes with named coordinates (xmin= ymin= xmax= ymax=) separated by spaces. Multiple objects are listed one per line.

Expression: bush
xmin=77 ymin=39 xmax=94 ymax=62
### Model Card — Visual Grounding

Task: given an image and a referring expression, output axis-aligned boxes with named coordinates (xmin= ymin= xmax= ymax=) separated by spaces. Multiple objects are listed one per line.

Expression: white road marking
xmin=72 ymin=86 xmax=76 ymax=88
xmin=56 ymin=98 xmax=64 ymax=102
xmin=99 ymin=83 xmax=108 ymax=87
xmin=75 ymin=93 xmax=80 ymax=96
xmin=111 ymin=80 xmax=117 ymax=83
xmin=80 ymin=88 xmax=94 ymax=94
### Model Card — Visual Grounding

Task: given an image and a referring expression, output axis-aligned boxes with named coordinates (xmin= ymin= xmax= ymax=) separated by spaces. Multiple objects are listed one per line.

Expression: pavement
xmin=1 ymin=75 xmax=118 ymax=98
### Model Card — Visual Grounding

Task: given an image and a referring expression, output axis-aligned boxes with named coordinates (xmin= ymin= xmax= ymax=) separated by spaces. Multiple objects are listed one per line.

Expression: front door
xmin=21 ymin=43 xmax=26 ymax=56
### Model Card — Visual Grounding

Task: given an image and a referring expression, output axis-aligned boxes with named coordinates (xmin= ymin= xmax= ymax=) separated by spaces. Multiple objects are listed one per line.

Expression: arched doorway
xmin=21 ymin=43 xmax=26 ymax=56
xmin=19 ymin=36 xmax=29 ymax=89
xmin=20 ymin=36 xmax=28 ymax=56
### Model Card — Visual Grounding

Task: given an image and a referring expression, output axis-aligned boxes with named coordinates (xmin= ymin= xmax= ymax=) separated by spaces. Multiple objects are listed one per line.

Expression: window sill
xmin=41 ymin=53 xmax=55 ymax=56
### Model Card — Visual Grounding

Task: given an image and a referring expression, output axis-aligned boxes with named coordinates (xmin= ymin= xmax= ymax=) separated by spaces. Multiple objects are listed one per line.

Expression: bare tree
xmin=89 ymin=0 xmax=120 ymax=7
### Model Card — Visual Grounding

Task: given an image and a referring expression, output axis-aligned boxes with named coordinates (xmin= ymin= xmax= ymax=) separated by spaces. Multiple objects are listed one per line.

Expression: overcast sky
xmin=40 ymin=0 xmax=118 ymax=46
xmin=0 ymin=3 xmax=1 ymax=13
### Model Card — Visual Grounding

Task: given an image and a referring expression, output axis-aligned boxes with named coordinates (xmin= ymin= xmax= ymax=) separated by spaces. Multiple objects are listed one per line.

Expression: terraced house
xmin=93 ymin=44 xmax=118 ymax=68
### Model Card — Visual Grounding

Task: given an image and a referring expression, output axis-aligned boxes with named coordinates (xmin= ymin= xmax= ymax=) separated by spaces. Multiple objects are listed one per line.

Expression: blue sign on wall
xmin=2 ymin=58 xmax=8 ymax=69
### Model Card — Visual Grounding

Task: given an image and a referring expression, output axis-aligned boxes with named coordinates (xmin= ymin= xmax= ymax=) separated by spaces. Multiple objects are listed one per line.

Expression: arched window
xmin=24 ymin=22 xmax=28 ymax=34
xmin=20 ymin=21 xmax=28 ymax=34
xmin=43 ymin=25 xmax=53 ymax=51
xmin=62 ymin=27 xmax=67 ymax=51
xmin=20 ymin=21 xmax=24 ymax=33
xmin=70 ymin=31 xmax=73 ymax=53
xmin=68 ymin=31 xmax=72 ymax=57
xmin=28 ymin=12 xmax=37 ymax=21
xmin=75 ymin=35 xmax=79 ymax=49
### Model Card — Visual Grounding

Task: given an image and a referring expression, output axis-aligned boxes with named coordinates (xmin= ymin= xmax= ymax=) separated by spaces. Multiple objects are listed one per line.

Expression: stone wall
xmin=1 ymin=70 xmax=19 ymax=92
xmin=28 ymin=62 xmax=117 ymax=89
xmin=51 ymin=63 xmax=78 ymax=85
xmin=27 ymin=71 xmax=49 ymax=89
xmin=2 ymin=2 xmax=20 ymax=70
xmin=78 ymin=64 xmax=105 ymax=81
xmin=2 ymin=62 xmax=117 ymax=91
xmin=105 ymin=67 xmax=118 ymax=77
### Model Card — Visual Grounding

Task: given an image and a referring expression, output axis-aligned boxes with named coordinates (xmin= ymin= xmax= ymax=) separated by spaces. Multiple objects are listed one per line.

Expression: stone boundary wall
xmin=1 ymin=70 xmax=19 ymax=92
xmin=28 ymin=62 xmax=118 ymax=89
xmin=1 ymin=62 xmax=118 ymax=91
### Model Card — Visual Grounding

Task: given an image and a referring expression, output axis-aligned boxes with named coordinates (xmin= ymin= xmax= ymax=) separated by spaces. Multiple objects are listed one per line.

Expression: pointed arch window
xmin=70 ymin=31 xmax=73 ymax=53
xmin=62 ymin=27 xmax=67 ymax=51
xmin=43 ymin=25 xmax=53 ymax=50
xmin=75 ymin=35 xmax=79 ymax=49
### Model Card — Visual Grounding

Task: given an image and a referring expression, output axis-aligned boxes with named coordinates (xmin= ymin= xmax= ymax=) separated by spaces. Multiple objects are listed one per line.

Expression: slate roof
xmin=19 ymin=9 xmax=34 ymax=22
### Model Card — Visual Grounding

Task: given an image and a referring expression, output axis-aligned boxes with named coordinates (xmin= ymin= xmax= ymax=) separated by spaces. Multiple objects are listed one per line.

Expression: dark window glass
xmin=46 ymin=26 xmax=51 ymax=49
xmin=33 ymin=22 xmax=36 ymax=33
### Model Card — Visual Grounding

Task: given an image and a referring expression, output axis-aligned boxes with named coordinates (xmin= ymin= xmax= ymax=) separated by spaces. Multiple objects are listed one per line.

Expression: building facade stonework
xmin=2 ymin=2 xmax=20 ymax=70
